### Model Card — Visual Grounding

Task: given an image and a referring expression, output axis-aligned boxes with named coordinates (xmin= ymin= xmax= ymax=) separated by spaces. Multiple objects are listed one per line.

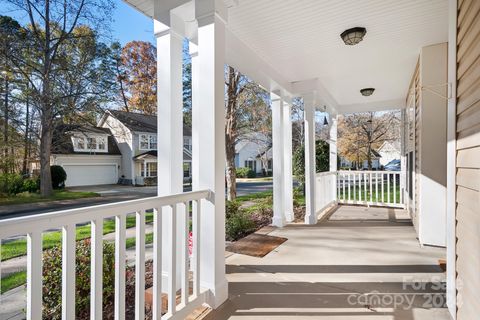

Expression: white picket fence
xmin=0 ymin=190 xmax=210 ymax=320
xmin=315 ymin=171 xmax=337 ymax=214
xmin=336 ymin=170 xmax=404 ymax=208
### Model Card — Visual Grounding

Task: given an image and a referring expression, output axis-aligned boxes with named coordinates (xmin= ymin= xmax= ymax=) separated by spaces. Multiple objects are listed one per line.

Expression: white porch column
xmin=143 ymin=160 xmax=147 ymax=177
xmin=304 ymin=95 xmax=317 ymax=224
xmin=283 ymin=102 xmax=294 ymax=222
xmin=271 ymin=92 xmax=286 ymax=227
xmin=194 ymin=4 xmax=228 ymax=307
xmin=329 ymin=114 xmax=338 ymax=202
xmin=155 ymin=18 xmax=184 ymax=290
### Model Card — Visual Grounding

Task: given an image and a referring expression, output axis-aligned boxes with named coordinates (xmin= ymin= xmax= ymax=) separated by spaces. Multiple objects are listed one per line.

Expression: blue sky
xmin=0 ymin=0 xmax=155 ymax=45
xmin=112 ymin=1 xmax=155 ymax=45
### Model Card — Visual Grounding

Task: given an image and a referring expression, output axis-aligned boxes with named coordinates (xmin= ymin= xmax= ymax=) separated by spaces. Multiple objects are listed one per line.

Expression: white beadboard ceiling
xmin=227 ymin=0 xmax=448 ymax=107
xmin=125 ymin=0 xmax=448 ymax=109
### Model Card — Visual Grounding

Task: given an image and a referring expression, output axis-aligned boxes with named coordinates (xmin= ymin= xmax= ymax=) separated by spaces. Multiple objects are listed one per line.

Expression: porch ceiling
xmin=124 ymin=0 xmax=448 ymax=113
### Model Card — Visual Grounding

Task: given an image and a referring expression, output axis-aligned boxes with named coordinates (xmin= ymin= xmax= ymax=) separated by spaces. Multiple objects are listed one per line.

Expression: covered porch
xmin=215 ymin=205 xmax=449 ymax=319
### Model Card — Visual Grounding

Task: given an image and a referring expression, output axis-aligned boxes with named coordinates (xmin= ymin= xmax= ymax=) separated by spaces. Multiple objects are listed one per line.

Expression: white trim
xmin=446 ymin=0 xmax=457 ymax=317
xmin=71 ymin=134 xmax=108 ymax=153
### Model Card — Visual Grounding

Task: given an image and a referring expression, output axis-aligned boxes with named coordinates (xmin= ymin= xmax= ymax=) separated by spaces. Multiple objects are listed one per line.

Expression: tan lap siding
xmin=456 ymin=0 xmax=480 ymax=318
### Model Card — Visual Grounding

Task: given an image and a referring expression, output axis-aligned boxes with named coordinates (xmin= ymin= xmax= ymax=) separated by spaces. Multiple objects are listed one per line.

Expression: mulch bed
xmin=226 ymin=233 xmax=288 ymax=257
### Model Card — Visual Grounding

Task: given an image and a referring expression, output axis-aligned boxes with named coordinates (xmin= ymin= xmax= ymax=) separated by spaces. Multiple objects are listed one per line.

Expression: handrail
xmin=0 ymin=189 xmax=210 ymax=239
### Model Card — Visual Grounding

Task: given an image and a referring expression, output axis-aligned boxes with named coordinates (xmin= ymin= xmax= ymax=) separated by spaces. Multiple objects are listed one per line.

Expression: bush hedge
xmin=0 ymin=174 xmax=24 ymax=195
xmin=236 ymin=167 xmax=255 ymax=178
xmin=50 ymin=165 xmax=67 ymax=189
xmin=42 ymin=239 xmax=116 ymax=319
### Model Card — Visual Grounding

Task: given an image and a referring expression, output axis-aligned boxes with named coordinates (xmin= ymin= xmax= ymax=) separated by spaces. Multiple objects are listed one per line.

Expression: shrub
xmin=22 ymin=178 xmax=39 ymax=193
xmin=50 ymin=165 xmax=67 ymax=189
xmin=0 ymin=173 xmax=24 ymax=195
xmin=236 ymin=167 xmax=255 ymax=178
xmin=42 ymin=239 xmax=116 ymax=319
xmin=293 ymin=140 xmax=330 ymax=188
xmin=226 ymin=200 xmax=241 ymax=219
xmin=226 ymin=211 xmax=256 ymax=241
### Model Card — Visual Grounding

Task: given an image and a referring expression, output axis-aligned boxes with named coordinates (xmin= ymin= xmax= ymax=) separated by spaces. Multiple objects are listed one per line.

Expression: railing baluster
xmin=62 ymin=224 xmax=76 ymax=320
xmin=353 ymin=173 xmax=356 ymax=202
xmin=193 ymin=200 xmax=201 ymax=298
xmin=369 ymin=173 xmax=373 ymax=203
xmin=387 ymin=174 xmax=391 ymax=204
xmin=153 ymin=207 xmax=162 ymax=319
xmin=364 ymin=173 xmax=367 ymax=202
xmin=375 ymin=172 xmax=379 ymax=203
xmin=115 ymin=214 xmax=126 ymax=320
xmin=168 ymin=204 xmax=178 ymax=316
xmin=91 ymin=218 xmax=104 ymax=320
xmin=135 ymin=211 xmax=146 ymax=320
xmin=347 ymin=174 xmax=350 ymax=202
xmin=181 ymin=201 xmax=190 ymax=306
xmin=27 ymin=231 xmax=42 ymax=320
xmin=393 ymin=173 xmax=397 ymax=204
xmin=342 ymin=173 xmax=346 ymax=202
xmin=382 ymin=173 xmax=385 ymax=203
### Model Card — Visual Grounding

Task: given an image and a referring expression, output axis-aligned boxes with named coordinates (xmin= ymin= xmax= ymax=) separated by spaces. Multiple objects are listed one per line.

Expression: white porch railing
xmin=0 ymin=190 xmax=210 ymax=320
xmin=336 ymin=170 xmax=404 ymax=208
xmin=315 ymin=171 xmax=337 ymax=215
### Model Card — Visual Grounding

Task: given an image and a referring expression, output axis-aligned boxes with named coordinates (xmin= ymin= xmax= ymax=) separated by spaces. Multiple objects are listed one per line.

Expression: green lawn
xmin=1 ymin=212 xmax=154 ymax=261
xmin=0 ymin=190 xmax=99 ymax=206
xmin=0 ymin=231 xmax=155 ymax=294
xmin=338 ymin=183 xmax=401 ymax=204
xmin=1 ymin=271 xmax=26 ymax=294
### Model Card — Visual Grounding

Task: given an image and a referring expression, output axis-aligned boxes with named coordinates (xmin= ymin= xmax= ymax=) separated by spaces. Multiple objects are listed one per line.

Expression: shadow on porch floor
xmin=209 ymin=205 xmax=451 ymax=320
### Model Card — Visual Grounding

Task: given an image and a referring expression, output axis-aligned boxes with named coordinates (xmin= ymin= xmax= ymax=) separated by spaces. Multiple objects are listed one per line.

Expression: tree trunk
xmin=3 ymin=78 xmax=9 ymax=173
xmin=40 ymin=109 xmax=53 ymax=196
xmin=39 ymin=0 xmax=54 ymax=197
xmin=225 ymin=67 xmax=239 ymax=201
xmin=22 ymin=93 xmax=30 ymax=175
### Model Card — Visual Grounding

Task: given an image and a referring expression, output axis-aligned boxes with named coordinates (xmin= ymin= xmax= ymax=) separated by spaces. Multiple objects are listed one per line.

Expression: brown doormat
xmin=226 ymin=233 xmax=287 ymax=257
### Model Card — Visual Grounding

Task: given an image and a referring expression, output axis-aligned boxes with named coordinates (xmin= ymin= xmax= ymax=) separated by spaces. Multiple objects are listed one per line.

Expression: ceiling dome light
xmin=360 ymin=88 xmax=375 ymax=96
xmin=340 ymin=27 xmax=367 ymax=45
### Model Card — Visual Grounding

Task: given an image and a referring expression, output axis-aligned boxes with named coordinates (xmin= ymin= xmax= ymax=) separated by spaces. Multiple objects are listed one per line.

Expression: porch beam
xmin=193 ymin=1 xmax=228 ymax=307
xmin=304 ymin=94 xmax=317 ymax=224
xmin=271 ymin=92 xmax=286 ymax=227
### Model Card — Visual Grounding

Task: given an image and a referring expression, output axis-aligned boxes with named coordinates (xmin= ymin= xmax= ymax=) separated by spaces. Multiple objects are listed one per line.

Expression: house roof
xmin=133 ymin=149 xmax=192 ymax=161
xmin=107 ymin=110 xmax=192 ymax=136
xmin=51 ymin=124 xmax=121 ymax=155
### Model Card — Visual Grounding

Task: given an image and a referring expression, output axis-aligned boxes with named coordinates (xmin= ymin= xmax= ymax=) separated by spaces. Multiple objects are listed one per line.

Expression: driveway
xmin=0 ymin=181 xmax=275 ymax=219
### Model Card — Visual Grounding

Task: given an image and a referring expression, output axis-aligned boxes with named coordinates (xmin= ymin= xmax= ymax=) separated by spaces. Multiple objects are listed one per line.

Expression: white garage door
xmin=63 ymin=164 xmax=118 ymax=187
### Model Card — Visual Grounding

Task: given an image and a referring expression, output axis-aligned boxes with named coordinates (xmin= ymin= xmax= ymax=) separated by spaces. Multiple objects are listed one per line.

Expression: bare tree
xmin=338 ymin=111 xmax=400 ymax=169
xmin=1 ymin=0 xmax=113 ymax=196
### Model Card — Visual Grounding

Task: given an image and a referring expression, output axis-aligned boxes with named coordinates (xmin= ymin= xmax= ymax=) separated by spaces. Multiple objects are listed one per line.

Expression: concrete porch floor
xmin=210 ymin=205 xmax=451 ymax=320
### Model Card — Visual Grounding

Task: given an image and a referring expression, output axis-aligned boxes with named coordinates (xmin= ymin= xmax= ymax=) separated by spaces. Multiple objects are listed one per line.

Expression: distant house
xmin=378 ymin=141 xmax=401 ymax=167
xmin=339 ymin=149 xmax=382 ymax=170
xmin=235 ymin=133 xmax=272 ymax=175
xmin=98 ymin=110 xmax=192 ymax=186
xmin=50 ymin=124 xmax=122 ymax=187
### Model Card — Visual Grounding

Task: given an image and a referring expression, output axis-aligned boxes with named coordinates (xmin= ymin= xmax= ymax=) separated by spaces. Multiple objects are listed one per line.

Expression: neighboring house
xmin=339 ymin=149 xmax=381 ymax=170
xmin=50 ymin=124 xmax=122 ymax=187
xmin=235 ymin=133 xmax=272 ymax=175
xmin=378 ymin=141 xmax=401 ymax=167
xmin=98 ymin=110 xmax=192 ymax=186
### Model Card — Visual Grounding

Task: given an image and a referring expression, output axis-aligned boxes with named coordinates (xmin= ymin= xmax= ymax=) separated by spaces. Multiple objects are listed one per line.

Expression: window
xmin=139 ymin=134 xmax=157 ymax=150
xmin=183 ymin=137 xmax=192 ymax=151
xmin=72 ymin=134 xmax=107 ymax=152
xmin=142 ymin=162 xmax=157 ymax=177
xmin=245 ymin=160 xmax=256 ymax=172
xmin=183 ymin=162 xmax=191 ymax=178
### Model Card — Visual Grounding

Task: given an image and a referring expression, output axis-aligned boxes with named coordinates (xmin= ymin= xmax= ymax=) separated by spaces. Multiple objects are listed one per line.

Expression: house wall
xmin=101 ymin=115 xmax=134 ymax=183
xmin=236 ymin=141 xmax=268 ymax=174
xmin=405 ymin=43 xmax=448 ymax=247
xmin=455 ymin=0 xmax=480 ymax=317
xmin=418 ymin=43 xmax=448 ymax=247
xmin=378 ymin=142 xmax=400 ymax=166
